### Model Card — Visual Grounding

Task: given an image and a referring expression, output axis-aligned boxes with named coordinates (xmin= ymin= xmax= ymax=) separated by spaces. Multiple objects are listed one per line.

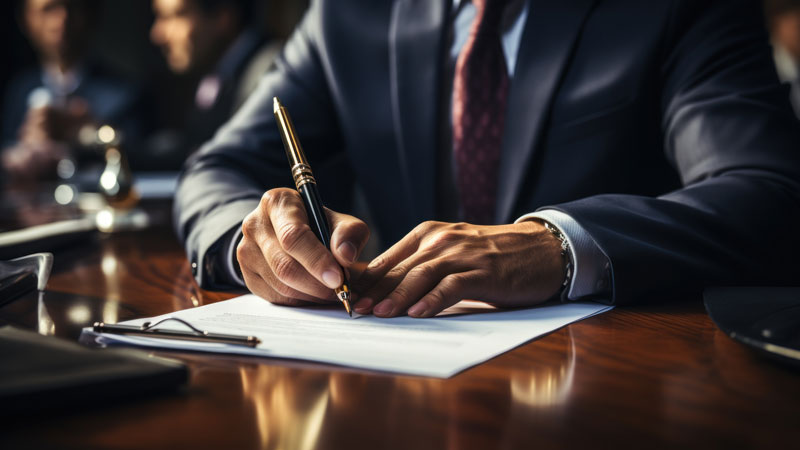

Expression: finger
xmin=260 ymin=241 xmax=337 ymax=301
xmin=327 ymin=208 xmax=369 ymax=267
xmin=372 ymin=259 xmax=454 ymax=318
xmin=407 ymin=271 xmax=483 ymax=318
xmin=238 ymin=226 xmax=333 ymax=302
xmin=358 ymin=247 xmax=448 ymax=316
xmin=357 ymin=221 xmax=434 ymax=291
xmin=265 ymin=189 xmax=344 ymax=289
xmin=241 ymin=265 xmax=321 ymax=307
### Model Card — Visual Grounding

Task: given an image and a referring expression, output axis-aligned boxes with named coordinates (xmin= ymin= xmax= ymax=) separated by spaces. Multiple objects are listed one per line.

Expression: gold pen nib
xmin=336 ymin=286 xmax=352 ymax=317
xmin=273 ymin=96 xmax=281 ymax=114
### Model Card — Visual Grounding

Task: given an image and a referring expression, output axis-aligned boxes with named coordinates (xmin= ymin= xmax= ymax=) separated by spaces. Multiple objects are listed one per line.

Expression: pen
xmin=93 ymin=319 xmax=261 ymax=347
xmin=273 ymin=97 xmax=353 ymax=316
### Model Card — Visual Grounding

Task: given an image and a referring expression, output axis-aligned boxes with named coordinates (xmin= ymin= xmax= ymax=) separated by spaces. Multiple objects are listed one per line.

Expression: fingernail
xmin=322 ymin=270 xmax=342 ymax=289
xmin=408 ymin=302 xmax=428 ymax=318
xmin=337 ymin=241 xmax=357 ymax=264
xmin=373 ymin=299 xmax=393 ymax=317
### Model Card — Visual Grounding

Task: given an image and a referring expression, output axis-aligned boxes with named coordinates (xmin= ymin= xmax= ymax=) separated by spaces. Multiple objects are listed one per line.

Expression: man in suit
xmin=147 ymin=0 xmax=282 ymax=169
xmin=175 ymin=0 xmax=800 ymax=318
xmin=2 ymin=0 xmax=143 ymax=181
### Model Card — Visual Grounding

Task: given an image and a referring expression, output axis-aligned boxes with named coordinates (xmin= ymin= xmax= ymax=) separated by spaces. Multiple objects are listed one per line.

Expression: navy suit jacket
xmin=175 ymin=0 xmax=800 ymax=304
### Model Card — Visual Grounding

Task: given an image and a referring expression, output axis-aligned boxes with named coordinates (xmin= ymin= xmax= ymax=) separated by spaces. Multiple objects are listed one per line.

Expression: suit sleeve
xmin=173 ymin=2 xmax=353 ymax=289
xmin=553 ymin=0 xmax=800 ymax=304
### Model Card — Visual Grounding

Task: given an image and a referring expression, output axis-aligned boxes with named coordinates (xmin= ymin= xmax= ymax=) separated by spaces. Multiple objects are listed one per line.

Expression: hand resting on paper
xmin=352 ymin=220 xmax=565 ymax=318
xmin=237 ymin=188 xmax=370 ymax=306
xmin=237 ymin=188 xmax=566 ymax=318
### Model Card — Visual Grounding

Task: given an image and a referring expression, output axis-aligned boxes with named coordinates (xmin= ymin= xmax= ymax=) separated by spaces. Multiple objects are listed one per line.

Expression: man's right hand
xmin=237 ymin=188 xmax=370 ymax=306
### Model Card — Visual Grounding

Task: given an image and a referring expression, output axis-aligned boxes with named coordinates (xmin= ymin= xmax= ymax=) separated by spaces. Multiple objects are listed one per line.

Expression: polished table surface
xmin=1 ymin=190 xmax=799 ymax=449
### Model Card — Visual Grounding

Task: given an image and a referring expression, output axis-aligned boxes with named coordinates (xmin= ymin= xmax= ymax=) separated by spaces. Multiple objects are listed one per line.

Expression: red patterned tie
xmin=452 ymin=0 xmax=510 ymax=224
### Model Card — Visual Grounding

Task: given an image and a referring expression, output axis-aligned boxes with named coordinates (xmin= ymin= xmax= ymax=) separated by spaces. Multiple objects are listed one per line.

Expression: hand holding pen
xmin=235 ymin=98 xmax=370 ymax=314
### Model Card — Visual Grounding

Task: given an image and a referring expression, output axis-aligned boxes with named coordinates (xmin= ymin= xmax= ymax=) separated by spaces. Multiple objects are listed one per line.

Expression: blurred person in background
xmin=2 ymin=0 xmax=143 ymax=182
xmin=766 ymin=0 xmax=800 ymax=115
xmin=147 ymin=0 xmax=282 ymax=169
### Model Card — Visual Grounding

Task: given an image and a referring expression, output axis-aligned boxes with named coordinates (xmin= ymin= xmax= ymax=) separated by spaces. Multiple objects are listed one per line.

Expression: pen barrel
xmin=297 ymin=181 xmax=332 ymax=249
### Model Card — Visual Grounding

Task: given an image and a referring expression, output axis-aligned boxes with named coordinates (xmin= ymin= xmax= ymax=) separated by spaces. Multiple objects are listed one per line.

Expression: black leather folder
xmin=0 ymin=325 xmax=188 ymax=416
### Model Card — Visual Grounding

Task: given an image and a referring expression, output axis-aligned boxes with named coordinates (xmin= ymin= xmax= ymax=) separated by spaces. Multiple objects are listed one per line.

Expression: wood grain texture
xmin=1 ymin=198 xmax=798 ymax=449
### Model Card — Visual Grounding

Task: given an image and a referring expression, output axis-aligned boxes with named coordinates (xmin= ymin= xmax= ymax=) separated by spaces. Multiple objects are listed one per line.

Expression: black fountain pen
xmin=273 ymin=97 xmax=353 ymax=316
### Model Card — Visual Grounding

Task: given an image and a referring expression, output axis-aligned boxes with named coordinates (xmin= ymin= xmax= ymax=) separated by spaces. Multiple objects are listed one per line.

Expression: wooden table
xmin=1 ymin=193 xmax=798 ymax=449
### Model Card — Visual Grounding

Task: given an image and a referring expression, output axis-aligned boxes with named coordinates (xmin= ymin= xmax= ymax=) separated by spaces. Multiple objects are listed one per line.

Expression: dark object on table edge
xmin=0 ymin=326 xmax=187 ymax=417
xmin=705 ymin=286 xmax=800 ymax=368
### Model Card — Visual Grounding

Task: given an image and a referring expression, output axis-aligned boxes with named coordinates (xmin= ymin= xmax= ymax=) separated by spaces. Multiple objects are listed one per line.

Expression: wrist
xmin=542 ymin=221 xmax=573 ymax=297
xmin=515 ymin=219 xmax=570 ymax=299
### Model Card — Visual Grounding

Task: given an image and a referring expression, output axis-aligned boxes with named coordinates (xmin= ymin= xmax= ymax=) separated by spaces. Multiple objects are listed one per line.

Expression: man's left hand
xmin=353 ymin=220 xmax=566 ymax=318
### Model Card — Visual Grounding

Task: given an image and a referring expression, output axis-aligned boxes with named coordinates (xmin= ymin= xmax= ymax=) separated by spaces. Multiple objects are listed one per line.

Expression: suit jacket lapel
xmin=496 ymin=0 xmax=598 ymax=223
xmin=389 ymin=0 xmax=449 ymax=223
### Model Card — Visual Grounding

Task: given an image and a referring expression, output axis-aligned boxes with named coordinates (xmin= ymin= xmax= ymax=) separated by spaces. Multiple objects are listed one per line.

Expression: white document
xmin=83 ymin=295 xmax=612 ymax=378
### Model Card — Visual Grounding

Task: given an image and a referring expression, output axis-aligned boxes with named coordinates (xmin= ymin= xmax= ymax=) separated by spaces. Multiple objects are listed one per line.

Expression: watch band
xmin=544 ymin=221 xmax=573 ymax=294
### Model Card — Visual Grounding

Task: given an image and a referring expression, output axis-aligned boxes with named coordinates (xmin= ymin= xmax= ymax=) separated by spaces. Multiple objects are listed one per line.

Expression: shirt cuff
xmin=515 ymin=209 xmax=611 ymax=300
xmin=223 ymin=225 xmax=246 ymax=287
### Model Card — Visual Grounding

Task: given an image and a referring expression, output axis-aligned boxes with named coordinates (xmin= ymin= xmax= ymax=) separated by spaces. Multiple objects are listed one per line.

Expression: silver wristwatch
xmin=543 ymin=221 xmax=573 ymax=295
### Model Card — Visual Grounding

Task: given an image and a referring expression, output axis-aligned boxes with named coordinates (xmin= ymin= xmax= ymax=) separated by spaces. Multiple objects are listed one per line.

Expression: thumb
xmin=327 ymin=209 xmax=370 ymax=267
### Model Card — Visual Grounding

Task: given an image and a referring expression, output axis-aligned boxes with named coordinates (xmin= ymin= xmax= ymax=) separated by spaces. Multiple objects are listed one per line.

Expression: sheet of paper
xmin=82 ymin=295 xmax=612 ymax=378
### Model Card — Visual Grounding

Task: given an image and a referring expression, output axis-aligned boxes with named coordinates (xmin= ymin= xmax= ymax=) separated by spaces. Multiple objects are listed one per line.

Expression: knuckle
xmin=276 ymin=222 xmax=312 ymax=253
xmin=428 ymin=229 xmax=462 ymax=251
xmin=391 ymin=284 xmax=413 ymax=302
xmin=260 ymin=190 xmax=276 ymax=208
xmin=345 ymin=219 xmax=370 ymax=243
xmin=412 ymin=221 xmax=430 ymax=240
xmin=241 ymin=211 xmax=259 ymax=239
xmin=235 ymin=240 xmax=248 ymax=262
xmin=271 ymin=253 xmax=302 ymax=283
xmin=409 ymin=263 xmax=438 ymax=281
xmin=441 ymin=273 xmax=468 ymax=291
xmin=261 ymin=188 xmax=293 ymax=209
xmin=385 ymin=265 xmax=408 ymax=281
xmin=416 ymin=220 xmax=439 ymax=235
